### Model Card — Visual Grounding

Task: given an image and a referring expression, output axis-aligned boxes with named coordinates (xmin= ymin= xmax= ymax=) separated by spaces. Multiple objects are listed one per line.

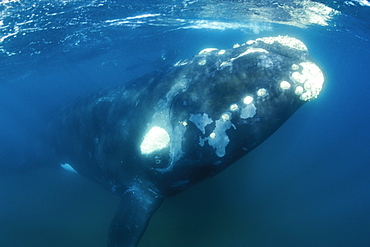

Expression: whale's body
xmin=52 ymin=36 xmax=324 ymax=246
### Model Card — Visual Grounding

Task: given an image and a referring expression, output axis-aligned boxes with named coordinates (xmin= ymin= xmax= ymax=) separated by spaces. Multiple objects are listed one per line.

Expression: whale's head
xmin=53 ymin=35 xmax=325 ymax=247
xmin=139 ymin=36 xmax=325 ymax=194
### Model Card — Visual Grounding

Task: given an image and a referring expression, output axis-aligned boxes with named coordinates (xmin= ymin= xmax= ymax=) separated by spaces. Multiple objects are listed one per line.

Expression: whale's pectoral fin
xmin=108 ymin=185 xmax=163 ymax=247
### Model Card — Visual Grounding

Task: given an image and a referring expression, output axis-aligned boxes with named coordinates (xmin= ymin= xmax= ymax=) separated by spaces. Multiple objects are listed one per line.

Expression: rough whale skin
xmin=52 ymin=35 xmax=325 ymax=247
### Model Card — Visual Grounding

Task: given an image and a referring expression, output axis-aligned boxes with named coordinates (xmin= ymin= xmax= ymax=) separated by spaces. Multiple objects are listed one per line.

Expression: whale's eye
xmin=154 ymin=154 xmax=163 ymax=165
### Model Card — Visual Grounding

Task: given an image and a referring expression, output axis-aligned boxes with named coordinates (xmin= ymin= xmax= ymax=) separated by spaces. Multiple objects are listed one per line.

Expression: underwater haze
xmin=0 ymin=0 xmax=369 ymax=246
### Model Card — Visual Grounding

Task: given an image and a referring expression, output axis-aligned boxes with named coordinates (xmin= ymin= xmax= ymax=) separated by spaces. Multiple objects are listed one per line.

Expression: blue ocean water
xmin=0 ymin=1 xmax=369 ymax=246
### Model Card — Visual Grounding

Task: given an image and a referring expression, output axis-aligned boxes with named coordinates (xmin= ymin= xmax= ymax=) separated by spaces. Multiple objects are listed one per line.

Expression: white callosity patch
xmin=241 ymin=96 xmax=257 ymax=119
xmin=191 ymin=111 xmax=235 ymax=157
xmin=295 ymin=86 xmax=304 ymax=95
xmin=257 ymin=88 xmax=267 ymax=97
xmin=220 ymin=47 xmax=269 ymax=69
xmin=180 ymin=121 xmax=188 ymax=126
xmin=240 ymin=104 xmax=257 ymax=119
xmin=221 ymin=112 xmax=231 ymax=121
xmin=291 ymin=71 xmax=306 ymax=83
xmin=189 ymin=113 xmax=213 ymax=134
xmin=237 ymin=48 xmax=269 ymax=58
xmin=257 ymin=35 xmax=308 ymax=51
xmin=280 ymin=81 xmax=291 ymax=90
xmin=140 ymin=126 xmax=170 ymax=154
xmin=198 ymin=48 xmax=218 ymax=54
xmin=198 ymin=58 xmax=207 ymax=65
xmin=292 ymin=64 xmax=300 ymax=70
xmin=243 ymin=96 xmax=254 ymax=104
xmin=291 ymin=61 xmax=324 ymax=101
xmin=229 ymin=104 xmax=239 ymax=111
xmin=207 ymin=118 xmax=233 ymax=157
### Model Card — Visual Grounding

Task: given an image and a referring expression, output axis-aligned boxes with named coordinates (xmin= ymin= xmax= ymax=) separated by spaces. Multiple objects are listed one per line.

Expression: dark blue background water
xmin=0 ymin=1 xmax=369 ymax=246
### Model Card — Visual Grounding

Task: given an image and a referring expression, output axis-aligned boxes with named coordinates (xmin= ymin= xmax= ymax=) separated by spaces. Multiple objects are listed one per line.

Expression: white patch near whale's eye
xmin=280 ymin=81 xmax=291 ymax=90
xmin=243 ymin=96 xmax=254 ymax=104
xmin=257 ymin=88 xmax=267 ymax=96
xmin=140 ymin=126 xmax=170 ymax=154
xmin=229 ymin=104 xmax=239 ymax=111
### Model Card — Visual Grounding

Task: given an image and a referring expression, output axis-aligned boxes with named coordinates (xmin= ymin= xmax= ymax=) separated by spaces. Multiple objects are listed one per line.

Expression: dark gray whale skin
xmin=51 ymin=36 xmax=324 ymax=247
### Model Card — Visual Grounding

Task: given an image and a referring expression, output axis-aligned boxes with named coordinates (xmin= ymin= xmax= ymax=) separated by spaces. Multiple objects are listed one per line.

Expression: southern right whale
xmin=51 ymin=35 xmax=325 ymax=247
